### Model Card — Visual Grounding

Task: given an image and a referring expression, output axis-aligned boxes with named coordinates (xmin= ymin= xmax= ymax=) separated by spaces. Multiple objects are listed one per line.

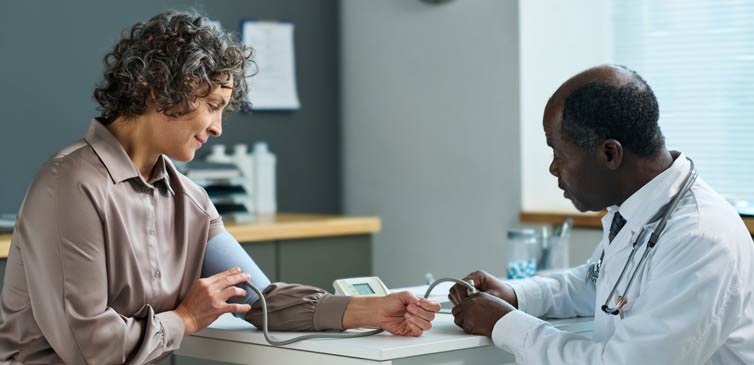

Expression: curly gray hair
xmin=94 ymin=11 xmax=253 ymax=123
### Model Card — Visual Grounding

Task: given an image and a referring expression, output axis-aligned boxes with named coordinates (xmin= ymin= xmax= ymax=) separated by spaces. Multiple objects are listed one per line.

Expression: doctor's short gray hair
xmin=561 ymin=67 xmax=665 ymax=157
xmin=93 ymin=11 xmax=254 ymax=124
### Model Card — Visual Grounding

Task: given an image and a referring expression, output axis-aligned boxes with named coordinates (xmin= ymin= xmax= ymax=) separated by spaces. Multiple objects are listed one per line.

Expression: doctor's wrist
xmin=501 ymin=283 xmax=518 ymax=308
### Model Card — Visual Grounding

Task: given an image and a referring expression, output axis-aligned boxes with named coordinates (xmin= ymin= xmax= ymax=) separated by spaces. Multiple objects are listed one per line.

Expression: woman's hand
xmin=174 ymin=267 xmax=251 ymax=335
xmin=343 ymin=291 xmax=441 ymax=337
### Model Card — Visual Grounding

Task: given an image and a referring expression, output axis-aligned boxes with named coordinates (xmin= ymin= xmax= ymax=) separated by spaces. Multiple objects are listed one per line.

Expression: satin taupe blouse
xmin=0 ymin=121 xmax=349 ymax=364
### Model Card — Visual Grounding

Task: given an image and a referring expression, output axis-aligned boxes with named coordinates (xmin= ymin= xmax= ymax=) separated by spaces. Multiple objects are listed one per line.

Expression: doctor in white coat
xmin=449 ymin=65 xmax=754 ymax=364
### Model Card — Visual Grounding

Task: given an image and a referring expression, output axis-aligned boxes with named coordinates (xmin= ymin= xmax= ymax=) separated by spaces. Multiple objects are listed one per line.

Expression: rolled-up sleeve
xmin=16 ymin=160 xmax=182 ymax=364
xmin=245 ymin=283 xmax=351 ymax=331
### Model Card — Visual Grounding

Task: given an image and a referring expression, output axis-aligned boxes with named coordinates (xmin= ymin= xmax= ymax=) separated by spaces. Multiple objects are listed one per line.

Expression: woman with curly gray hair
xmin=0 ymin=11 xmax=439 ymax=364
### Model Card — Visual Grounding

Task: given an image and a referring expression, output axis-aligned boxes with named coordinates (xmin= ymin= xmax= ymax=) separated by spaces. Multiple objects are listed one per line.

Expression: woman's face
xmin=150 ymin=82 xmax=234 ymax=162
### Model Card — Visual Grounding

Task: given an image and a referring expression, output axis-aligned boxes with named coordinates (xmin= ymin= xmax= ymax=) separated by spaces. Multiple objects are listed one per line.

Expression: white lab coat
xmin=493 ymin=154 xmax=754 ymax=364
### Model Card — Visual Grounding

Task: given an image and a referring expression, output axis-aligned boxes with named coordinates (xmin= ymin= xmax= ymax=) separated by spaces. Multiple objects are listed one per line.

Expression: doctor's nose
xmin=549 ymin=159 xmax=560 ymax=177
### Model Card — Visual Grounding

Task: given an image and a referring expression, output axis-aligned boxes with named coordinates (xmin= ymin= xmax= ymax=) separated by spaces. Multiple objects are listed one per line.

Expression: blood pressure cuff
xmin=201 ymin=230 xmax=272 ymax=314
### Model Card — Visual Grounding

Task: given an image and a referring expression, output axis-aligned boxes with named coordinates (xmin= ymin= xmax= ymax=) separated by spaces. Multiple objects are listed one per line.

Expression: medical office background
xmin=1 ymin=0 xmax=753 ymax=293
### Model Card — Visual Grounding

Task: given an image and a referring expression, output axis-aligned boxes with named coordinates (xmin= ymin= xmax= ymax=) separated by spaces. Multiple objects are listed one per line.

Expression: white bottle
xmin=205 ymin=144 xmax=234 ymax=164
xmin=232 ymin=144 xmax=255 ymax=193
xmin=253 ymin=142 xmax=277 ymax=214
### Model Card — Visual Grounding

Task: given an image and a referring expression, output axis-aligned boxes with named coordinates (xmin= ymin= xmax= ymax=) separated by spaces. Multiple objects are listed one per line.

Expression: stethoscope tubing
xmin=601 ymin=158 xmax=698 ymax=316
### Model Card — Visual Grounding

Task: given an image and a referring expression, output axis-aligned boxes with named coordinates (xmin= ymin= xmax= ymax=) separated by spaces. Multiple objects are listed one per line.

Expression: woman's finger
xmin=407 ymin=302 xmax=437 ymax=322
xmin=207 ymin=267 xmax=241 ymax=284
xmin=404 ymin=323 xmax=423 ymax=337
xmin=213 ymin=272 xmax=250 ymax=291
xmin=221 ymin=286 xmax=247 ymax=301
xmin=415 ymin=298 xmax=441 ymax=312
xmin=225 ymin=303 xmax=251 ymax=314
xmin=405 ymin=312 xmax=432 ymax=331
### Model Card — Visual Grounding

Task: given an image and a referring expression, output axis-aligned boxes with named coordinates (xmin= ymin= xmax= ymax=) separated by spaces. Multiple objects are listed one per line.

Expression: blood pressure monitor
xmin=333 ymin=277 xmax=390 ymax=296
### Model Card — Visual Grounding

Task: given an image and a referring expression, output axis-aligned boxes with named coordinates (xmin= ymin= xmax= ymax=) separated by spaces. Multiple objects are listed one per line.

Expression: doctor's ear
xmin=599 ymin=139 xmax=623 ymax=170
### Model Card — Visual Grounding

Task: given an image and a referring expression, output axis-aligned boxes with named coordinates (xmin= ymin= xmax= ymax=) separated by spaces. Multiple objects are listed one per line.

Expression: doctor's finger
xmin=461 ymin=320 xmax=477 ymax=335
xmin=452 ymin=311 xmax=464 ymax=329
xmin=451 ymin=303 xmax=463 ymax=316
xmin=462 ymin=271 xmax=489 ymax=288
xmin=448 ymin=285 xmax=468 ymax=304
xmin=447 ymin=292 xmax=458 ymax=306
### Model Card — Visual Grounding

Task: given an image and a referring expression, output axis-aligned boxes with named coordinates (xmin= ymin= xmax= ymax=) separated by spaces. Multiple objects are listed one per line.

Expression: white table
xmin=175 ymin=313 xmax=593 ymax=365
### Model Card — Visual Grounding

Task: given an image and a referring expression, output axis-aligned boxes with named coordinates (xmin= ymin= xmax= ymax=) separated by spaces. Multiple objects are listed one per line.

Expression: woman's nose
xmin=207 ymin=117 xmax=222 ymax=137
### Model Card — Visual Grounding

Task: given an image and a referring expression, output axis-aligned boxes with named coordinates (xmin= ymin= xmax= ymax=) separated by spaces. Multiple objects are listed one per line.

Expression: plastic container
xmin=232 ymin=144 xmax=255 ymax=194
xmin=546 ymin=218 xmax=572 ymax=270
xmin=205 ymin=144 xmax=234 ymax=164
xmin=536 ymin=219 xmax=573 ymax=272
xmin=505 ymin=228 xmax=540 ymax=279
xmin=253 ymin=142 xmax=277 ymax=214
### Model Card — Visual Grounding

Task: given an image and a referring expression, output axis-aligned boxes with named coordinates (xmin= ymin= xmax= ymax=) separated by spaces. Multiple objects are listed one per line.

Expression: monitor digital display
xmin=353 ymin=283 xmax=375 ymax=295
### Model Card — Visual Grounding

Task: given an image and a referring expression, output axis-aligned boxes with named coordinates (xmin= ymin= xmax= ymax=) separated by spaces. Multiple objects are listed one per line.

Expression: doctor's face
xmin=543 ymin=101 xmax=607 ymax=212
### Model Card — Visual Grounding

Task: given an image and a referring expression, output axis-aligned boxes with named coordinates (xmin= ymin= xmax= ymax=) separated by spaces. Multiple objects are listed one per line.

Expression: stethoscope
xmin=586 ymin=157 xmax=698 ymax=317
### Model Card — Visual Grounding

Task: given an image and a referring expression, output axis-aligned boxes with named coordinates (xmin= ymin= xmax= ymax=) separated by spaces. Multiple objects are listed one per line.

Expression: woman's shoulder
xmin=32 ymin=140 xmax=110 ymax=192
xmin=18 ymin=140 xmax=110 ymax=219
xmin=51 ymin=140 xmax=109 ymax=179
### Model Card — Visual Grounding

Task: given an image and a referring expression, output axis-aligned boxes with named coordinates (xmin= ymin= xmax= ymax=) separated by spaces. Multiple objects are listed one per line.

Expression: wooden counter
xmin=0 ymin=213 xmax=381 ymax=259
xmin=521 ymin=211 xmax=754 ymax=235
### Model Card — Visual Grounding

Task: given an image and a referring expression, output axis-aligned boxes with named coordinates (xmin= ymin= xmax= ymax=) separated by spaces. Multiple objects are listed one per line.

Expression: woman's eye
xmin=209 ymin=104 xmax=219 ymax=111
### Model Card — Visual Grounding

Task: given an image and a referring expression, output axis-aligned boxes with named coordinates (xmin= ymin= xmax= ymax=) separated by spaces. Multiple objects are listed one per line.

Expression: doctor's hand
xmin=343 ymin=291 xmax=441 ymax=336
xmin=174 ymin=267 xmax=252 ymax=336
xmin=451 ymin=292 xmax=516 ymax=337
xmin=448 ymin=270 xmax=518 ymax=308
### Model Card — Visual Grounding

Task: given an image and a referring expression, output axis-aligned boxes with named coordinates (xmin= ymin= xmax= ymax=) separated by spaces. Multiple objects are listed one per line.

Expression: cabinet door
xmin=278 ymin=235 xmax=372 ymax=290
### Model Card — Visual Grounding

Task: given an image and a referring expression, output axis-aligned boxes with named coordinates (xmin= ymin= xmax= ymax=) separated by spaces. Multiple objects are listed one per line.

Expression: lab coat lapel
xmin=592 ymin=153 xmax=693 ymax=339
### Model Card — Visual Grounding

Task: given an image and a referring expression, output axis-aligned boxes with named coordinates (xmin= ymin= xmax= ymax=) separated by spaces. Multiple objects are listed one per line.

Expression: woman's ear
xmin=599 ymin=139 xmax=623 ymax=170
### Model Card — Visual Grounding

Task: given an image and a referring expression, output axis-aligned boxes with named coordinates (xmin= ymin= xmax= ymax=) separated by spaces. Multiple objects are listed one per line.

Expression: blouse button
xmin=154 ymin=270 xmax=161 ymax=279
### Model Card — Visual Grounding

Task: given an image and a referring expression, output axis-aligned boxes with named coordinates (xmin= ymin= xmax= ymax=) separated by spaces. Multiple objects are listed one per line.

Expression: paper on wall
xmin=242 ymin=21 xmax=300 ymax=110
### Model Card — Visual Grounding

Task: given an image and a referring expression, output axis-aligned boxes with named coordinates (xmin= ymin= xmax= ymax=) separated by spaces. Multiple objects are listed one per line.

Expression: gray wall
xmin=0 ymin=0 xmax=340 ymax=215
xmin=342 ymin=0 xmax=522 ymax=287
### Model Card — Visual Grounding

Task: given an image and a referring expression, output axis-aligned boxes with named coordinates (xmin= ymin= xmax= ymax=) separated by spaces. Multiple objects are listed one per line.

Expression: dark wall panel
xmin=0 ymin=0 xmax=340 ymax=214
